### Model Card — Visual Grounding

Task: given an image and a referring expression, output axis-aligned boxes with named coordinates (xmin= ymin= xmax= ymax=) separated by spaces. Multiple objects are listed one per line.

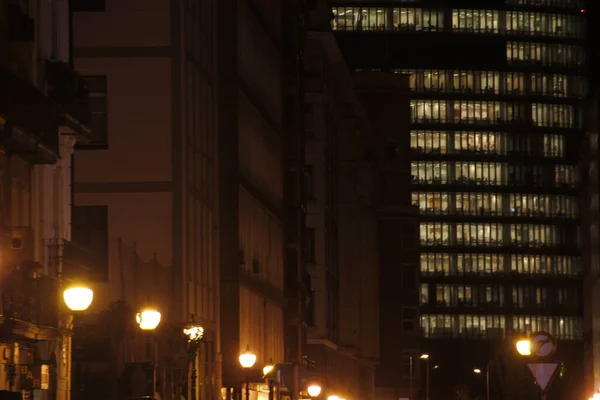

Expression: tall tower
xmin=331 ymin=0 xmax=588 ymax=398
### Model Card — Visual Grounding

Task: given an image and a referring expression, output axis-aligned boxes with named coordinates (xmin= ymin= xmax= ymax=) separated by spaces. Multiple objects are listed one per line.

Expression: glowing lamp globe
xmin=183 ymin=321 xmax=204 ymax=343
xmin=307 ymin=385 xmax=322 ymax=397
xmin=327 ymin=396 xmax=340 ymax=400
xmin=263 ymin=358 xmax=274 ymax=375
xmin=516 ymin=339 xmax=532 ymax=356
xmin=239 ymin=345 xmax=257 ymax=369
xmin=63 ymin=286 xmax=93 ymax=311
xmin=136 ymin=309 xmax=161 ymax=330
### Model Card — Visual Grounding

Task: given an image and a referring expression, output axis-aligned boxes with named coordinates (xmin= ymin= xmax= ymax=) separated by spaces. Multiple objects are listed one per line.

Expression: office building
xmin=331 ymin=1 xmax=587 ymax=398
xmin=583 ymin=95 xmax=600 ymax=397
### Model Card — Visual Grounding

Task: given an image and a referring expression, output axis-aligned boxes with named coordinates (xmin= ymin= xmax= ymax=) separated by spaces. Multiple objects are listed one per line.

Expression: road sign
xmin=531 ymin=331 xmax=557 ymax=359
xmin=527 ymin=362 xmax=559 ymax=393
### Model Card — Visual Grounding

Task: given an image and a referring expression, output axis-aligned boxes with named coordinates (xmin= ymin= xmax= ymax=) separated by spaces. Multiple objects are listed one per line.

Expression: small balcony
xmin=45 ymin=59 xmax=92 ymax=131
xmin=0 ymin=265 xmax=61 ymax=339
xmin=0 ymin=60 xmax=91 ymax=164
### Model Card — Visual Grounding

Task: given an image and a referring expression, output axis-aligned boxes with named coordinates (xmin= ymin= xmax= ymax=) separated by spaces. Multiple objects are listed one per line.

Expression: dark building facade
xmin=331 ymin=0 xmax=588 ymax=399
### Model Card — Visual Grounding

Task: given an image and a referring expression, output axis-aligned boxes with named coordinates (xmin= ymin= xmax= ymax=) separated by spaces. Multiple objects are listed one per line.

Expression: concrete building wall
xmin=303 ymin=31 xmax=379 ymax=400
xmin=73 ymin=0 xmax=221 ymax=399
xmin=354 ymin=73 xmax=420 ymax=400
xmin=218 ymin=0 xmax=286 ymax=389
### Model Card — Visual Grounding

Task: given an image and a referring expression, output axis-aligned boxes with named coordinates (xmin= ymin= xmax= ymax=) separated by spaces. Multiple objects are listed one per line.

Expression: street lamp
xmin=516 ymin=339 xmax=532 ymax=356
xmin=63 ymin=285 xmax=94 ymax=311
xmin=327 ymin=396 xmax=340 ymax=400
xmin=136 ymin=307 xmax=161 ymax=397
xmin=263 ymin=358 xmax=274 ymax=376
xmin=420 ymin=353 xmax=430 ymax=400
xmin=307 ymin=385 xmax=322 ymax=397
xmin=183 ymin=315 xmax=204 ymax=400
xmin=473 ymin=365 xmax=490 ymax=400
xmin=62 ymin=284 xmax=93 ymax=400
xmin=239 ymin=345 xmax=257 ymax=400
xmin=263 ymin=358 xmax=275 ymax=400
xmin=136 ymin=309 xmax=161 ymax=330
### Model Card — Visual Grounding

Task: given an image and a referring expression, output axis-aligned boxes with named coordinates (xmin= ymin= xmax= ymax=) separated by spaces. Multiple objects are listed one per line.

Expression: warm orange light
xmin=239 ymin=345 xmax=257 ymax=369
xmin=307 ymin=385 xmax=322 ymax=397
xmin=516 ymin=339 xmax=532 ymax=356
xmin=136 ymin=309 xmax=161 ymax=330
xmin=63 ymin=286 xmax=93 ymax=311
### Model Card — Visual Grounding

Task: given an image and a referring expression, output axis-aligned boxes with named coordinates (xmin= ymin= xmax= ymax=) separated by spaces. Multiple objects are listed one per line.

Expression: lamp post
xmin=239 ymin=345 xmax=257 ymax=400
xmin=515 ymin=339 xmax=532 ymax=399
xmin=183 ymin=315 xmax=204 ymax=400
xmin=473 ymin=364 xmax=490 ymax=400
xmin=409 ymin=355 xmax=413 ymax=399
xmin=420 ymin=353 xmax=430 ymax=400
xmin=62 ymin=284 xmax=94 ymax=400
xmin=263 ymin=358 xmax=275 ymax=400
xmin=136 ymin=308 xmax=161 ymax=395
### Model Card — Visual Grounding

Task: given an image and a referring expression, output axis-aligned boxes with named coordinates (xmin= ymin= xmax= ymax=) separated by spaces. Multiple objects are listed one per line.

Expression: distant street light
xmin=136 ymin=309 xmax=161 ymax=330
xmin=516 ymin=339 xmax=532 ymax=356
xmin=307 ymin=385 xmax=322 ymax=397
xmin=63 ymin=285 xmax=94 ymax=311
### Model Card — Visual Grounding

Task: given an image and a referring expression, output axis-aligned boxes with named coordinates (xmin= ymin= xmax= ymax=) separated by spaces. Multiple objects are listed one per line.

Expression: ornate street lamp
xmin=183 ymin=315 xmax=204 ymax=400
xmin=239 ymin=345 xmax=256 ymax=400
xmin=63 ymin=285 xmax=94 ymax=311
xmin=136 ymin=309 xmax=162 ymax=331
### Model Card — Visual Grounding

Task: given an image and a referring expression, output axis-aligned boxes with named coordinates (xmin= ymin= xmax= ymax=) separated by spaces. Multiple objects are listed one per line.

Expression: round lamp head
xmin=263 ymin=364 xmax=274 ymax=376
xmin=239 ymin=345 xmax=257 ymax=369
xmin=307 ymin=385 xmax=322 ymax=397
xmin=263 ymin=358 xmax=274 ymax=376
xmin=516 ymin=339 xmax=532 ymax=356
xmin=420 ymin=353 xmax=430 ymax=360
xmin=63 ymin=286 xmax=94 ymax=311
xmin=327 ymin=396 xmax=340 ymax=400
xmin=473 ymin=368 xmax=482 ymax=374
xmin=183 ymin=318 xmax=204 ymax=343
xmin=136 ymin=309 xmax=161 ymax=330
